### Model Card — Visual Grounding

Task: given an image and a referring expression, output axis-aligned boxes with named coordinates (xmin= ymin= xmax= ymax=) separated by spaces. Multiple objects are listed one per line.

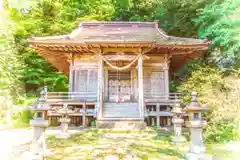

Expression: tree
xmin=195 ymin=0 xmax=240 ymax=67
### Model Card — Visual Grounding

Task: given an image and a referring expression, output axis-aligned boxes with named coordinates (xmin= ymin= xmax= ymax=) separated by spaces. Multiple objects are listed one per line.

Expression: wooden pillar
xmin=104 ymin=70 xmax=108 ymax=101
xmin=69 ymin=66 xmax=72 ymax=92
xmin=69 ymin=54 xmax=75 ymax=92
xmin=156 ymin=103 xmax=160 ymax=127
xmin=82 ymin=103 xmax=86 ymax=127
xmin=151 ymin=117 xmax=155 ymax=126
xmin=167 ymin=117 xmax=171 ymax=126
xmin=164 ymin=54 xmax=169 ymax=97
xmin=97 ymin=54 xmax=104 ymax=119
xmin=138 ymin=54 xmax=144 ymax=119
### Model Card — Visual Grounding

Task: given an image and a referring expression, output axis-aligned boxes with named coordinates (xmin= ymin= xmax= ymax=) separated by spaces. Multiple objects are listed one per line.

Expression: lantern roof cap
xmin=172 ymin=103 xmax=184 ymax=113
xmin=31 ymin=99 xmax=50 ymax=111
xmin=183 ymin=92 xmax=208 ymax=112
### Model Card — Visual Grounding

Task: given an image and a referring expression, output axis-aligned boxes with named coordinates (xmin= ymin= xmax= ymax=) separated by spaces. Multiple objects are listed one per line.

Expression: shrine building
xmin=28 ymin=21 xmax=209 ymax=128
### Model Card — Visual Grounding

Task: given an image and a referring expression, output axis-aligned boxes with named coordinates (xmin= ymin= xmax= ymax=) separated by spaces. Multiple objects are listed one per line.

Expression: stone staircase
xmin=102 ymin=102 xmax=140 ymax=119
xmin=97 ymin=102 xmax=146 ymax=130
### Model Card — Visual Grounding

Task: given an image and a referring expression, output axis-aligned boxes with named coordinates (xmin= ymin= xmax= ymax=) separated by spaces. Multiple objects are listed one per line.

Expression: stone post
xmin=30 ymin=91 xmax=50 ymax=160
xmin=171 ymin=103 xmax=186 ymax=145
xmin=183 ymin=92 xmax=212 ymax=160
xmin=56 ymin=104 xmax=72 ymax=139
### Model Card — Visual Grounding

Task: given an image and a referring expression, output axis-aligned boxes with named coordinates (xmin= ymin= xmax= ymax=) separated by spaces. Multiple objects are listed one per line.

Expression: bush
xmin=12 ymin=109 xmax=34 ymax=127
xmin=177 ymin=65 xmax=240 ymax=143
xmin=91 ymin=120 xmax=96 ymax=128
xmin=205 ymin=118 xmax=238 ymax=143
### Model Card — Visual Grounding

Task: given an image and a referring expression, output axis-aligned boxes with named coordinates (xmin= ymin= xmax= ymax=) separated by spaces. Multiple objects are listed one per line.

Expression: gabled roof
xmin=28 ymin=21 xmax=210 ymax=75
xmin=28 ymin=21 xmax=208 ymax=45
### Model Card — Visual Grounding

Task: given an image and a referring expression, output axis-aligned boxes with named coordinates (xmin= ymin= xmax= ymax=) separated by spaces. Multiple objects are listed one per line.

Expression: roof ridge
xmin=80 ymin=21 xmax=157 ymax=27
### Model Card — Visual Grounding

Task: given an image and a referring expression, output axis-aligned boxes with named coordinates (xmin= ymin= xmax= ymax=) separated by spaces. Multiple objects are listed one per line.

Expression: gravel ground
xmin=0 ymin=127 xmax=85 ymax=160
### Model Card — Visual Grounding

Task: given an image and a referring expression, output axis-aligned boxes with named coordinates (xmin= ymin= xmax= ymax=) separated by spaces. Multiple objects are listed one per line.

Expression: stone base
xmin=96 ymin=120 xmax=146 ymax=130
xmin=21 ymin=151 xmax=45 ymax=160
xmin=186 ymin=153 xmax=213 ymax=160
xmin=171 ymin=136 xmax=186 ymax=145
xmin=56 ymin=132 xmax=70 ymax=139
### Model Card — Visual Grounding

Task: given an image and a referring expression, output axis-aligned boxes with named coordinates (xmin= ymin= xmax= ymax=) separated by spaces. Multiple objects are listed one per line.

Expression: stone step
xmin=99 ymin=117 xmax=143 ymax=121
xmin=96 ymin=120 xmax=146 ymax=130
xmin=103 ymin=115 xmax=140 ymax=118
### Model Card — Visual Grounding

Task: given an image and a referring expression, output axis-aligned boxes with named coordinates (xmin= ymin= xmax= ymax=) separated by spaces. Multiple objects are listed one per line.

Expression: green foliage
xmin=205 ymin=118 xmax=239 ymax=143
xmin=177 ymin=66 xmax=240 ymax=143
xmin=12 ymin=109 xmax=34 ymax=127
xmin=195 ymin=0 xmax=240 ymax=64
xmin=91 ymin=120 xmax=96 ymax=128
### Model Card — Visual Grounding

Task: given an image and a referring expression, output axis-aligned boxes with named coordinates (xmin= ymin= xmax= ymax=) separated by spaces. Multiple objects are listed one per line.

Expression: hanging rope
xmin=99 ymin=54 xmax=141 ymax=71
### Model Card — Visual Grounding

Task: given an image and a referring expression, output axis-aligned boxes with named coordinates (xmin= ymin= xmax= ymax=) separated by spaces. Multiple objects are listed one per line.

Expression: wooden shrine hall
xmin=28 ymin=21 xmax=209 ymax=128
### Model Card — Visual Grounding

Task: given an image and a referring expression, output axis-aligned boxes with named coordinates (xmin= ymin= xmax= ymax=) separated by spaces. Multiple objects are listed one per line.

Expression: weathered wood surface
xmin=138 ymin=54 xmax=144 ymax=119
xmin=46 ymin=92 xmax=97 ymax=102
xmin=97 ymin=54 xmax=104 ymax=119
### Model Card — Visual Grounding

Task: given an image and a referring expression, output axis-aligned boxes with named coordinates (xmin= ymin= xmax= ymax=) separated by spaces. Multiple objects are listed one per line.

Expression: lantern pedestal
xmin=171 ymin=118 xmax=186 ymax=145
xmin=29 ymin=119 xmax=49 ymax=160
xmin=56 ymin=118 xmax=71 ymax=139
xmin=183 ymin=92 xmax=212 ymax=160
xmin=185 ymin=121 xmax=212 ymax=160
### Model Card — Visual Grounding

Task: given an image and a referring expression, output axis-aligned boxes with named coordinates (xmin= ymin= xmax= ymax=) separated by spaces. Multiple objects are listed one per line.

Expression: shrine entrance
xmin=108 ymin=70 xmax=131 ymax=102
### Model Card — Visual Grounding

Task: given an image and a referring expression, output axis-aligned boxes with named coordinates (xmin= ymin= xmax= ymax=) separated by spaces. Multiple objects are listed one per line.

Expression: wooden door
xmin=108 ymin=71 xmax=131 ymax=102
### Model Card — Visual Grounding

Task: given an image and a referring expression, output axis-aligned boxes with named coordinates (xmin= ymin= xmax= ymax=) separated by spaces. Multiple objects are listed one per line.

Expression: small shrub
xmin=205 ymin=118 xmax=239 ymax=143
xmin=91 ymin=120 xmax=96 ymax=128
xmin=12 ymin=109 xmax=34 ymax=127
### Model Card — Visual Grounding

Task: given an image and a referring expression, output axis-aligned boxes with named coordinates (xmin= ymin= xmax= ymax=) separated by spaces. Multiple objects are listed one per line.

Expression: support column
xmin=138 ymin=54 xmax=144 ymax=119
xmin=69 ymin=64 xmax=73 ymax=92
xmin=82 ymin=102 xmax=86 ymax=127
xmin=69 ymin=54 xmax=75 ymax=92
xmin=104 ymin=70 xmax=108 ymax=101
xmin=97 ymin=54 xmax=104 ymax=119
xmin=167 ymin=117 xmax=171 ymax=126
xmin=164 ymin=54 xmax=169 ymax=96
xmin=156 ymin=103 xmax=160 ymax=127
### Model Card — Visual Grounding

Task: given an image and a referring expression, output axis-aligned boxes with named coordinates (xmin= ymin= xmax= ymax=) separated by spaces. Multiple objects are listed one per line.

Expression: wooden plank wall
xmin=71 ymin=57 xmax=98 ymax=93
xmin=143 ymin=55 xmax=167 ymax=98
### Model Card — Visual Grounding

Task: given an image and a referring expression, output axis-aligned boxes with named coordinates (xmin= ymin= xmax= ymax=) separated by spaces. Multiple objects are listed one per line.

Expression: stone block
xmin=186 ymin=153 xmax=213 ymax=160
xmin=96 ymin=120 xmax=146 ymax=130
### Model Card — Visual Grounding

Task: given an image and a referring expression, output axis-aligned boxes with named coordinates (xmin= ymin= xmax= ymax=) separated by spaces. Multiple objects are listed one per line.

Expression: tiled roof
xmin=29 ymin=21 xmax=208 ymax=45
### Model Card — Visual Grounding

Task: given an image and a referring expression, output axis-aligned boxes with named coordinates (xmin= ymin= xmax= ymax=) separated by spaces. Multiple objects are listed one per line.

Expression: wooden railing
xmin=44 ymin=91 xmax=98 ymax=103
xmin=37 ymin=91 xmax=182 ymax=104
xmin=144 ymin=92 xmax=182 ymax=104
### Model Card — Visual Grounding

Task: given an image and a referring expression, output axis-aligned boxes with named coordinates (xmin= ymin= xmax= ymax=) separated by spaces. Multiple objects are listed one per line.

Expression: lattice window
xmin=151 ymin=71 xmax=165 ymax=96
xmin=73 ymin=69 xmax=97 ymax=92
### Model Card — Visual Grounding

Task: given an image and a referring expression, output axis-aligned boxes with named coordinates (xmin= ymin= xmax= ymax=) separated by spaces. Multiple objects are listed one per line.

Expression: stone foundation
xmin=96 ymin=120 xmax=147 ymax=130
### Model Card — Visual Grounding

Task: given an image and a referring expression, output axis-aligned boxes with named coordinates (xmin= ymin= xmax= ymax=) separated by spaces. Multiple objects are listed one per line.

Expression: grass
xmin=206 ymin=143 xmax=240 ymax=160
xmin=46 ymin=129 xmax=240 ymax=160
xmin=46 ymin=129 xmax=187 ymax=160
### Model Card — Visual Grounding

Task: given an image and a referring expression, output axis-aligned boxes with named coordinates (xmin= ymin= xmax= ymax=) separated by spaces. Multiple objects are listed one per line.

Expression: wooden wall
xmin=70 ymin=55 xmax=98 ymax=92
xmin=69 ymin=54 xmax=169 ymax=100
xmin=143 ymin=55 xmax=168 ymax=97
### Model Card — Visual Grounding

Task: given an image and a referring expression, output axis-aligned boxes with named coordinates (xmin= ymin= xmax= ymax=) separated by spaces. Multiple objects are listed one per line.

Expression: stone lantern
xmin=30 ymin=90 xmax=50 ymax=160
xmin=183 ymin=92 xmax=212 ymax=160
xmin=171 ymin=103 xmax=186 ymax=145
xmin=56 ymin=104 xmax=72 ymax=139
